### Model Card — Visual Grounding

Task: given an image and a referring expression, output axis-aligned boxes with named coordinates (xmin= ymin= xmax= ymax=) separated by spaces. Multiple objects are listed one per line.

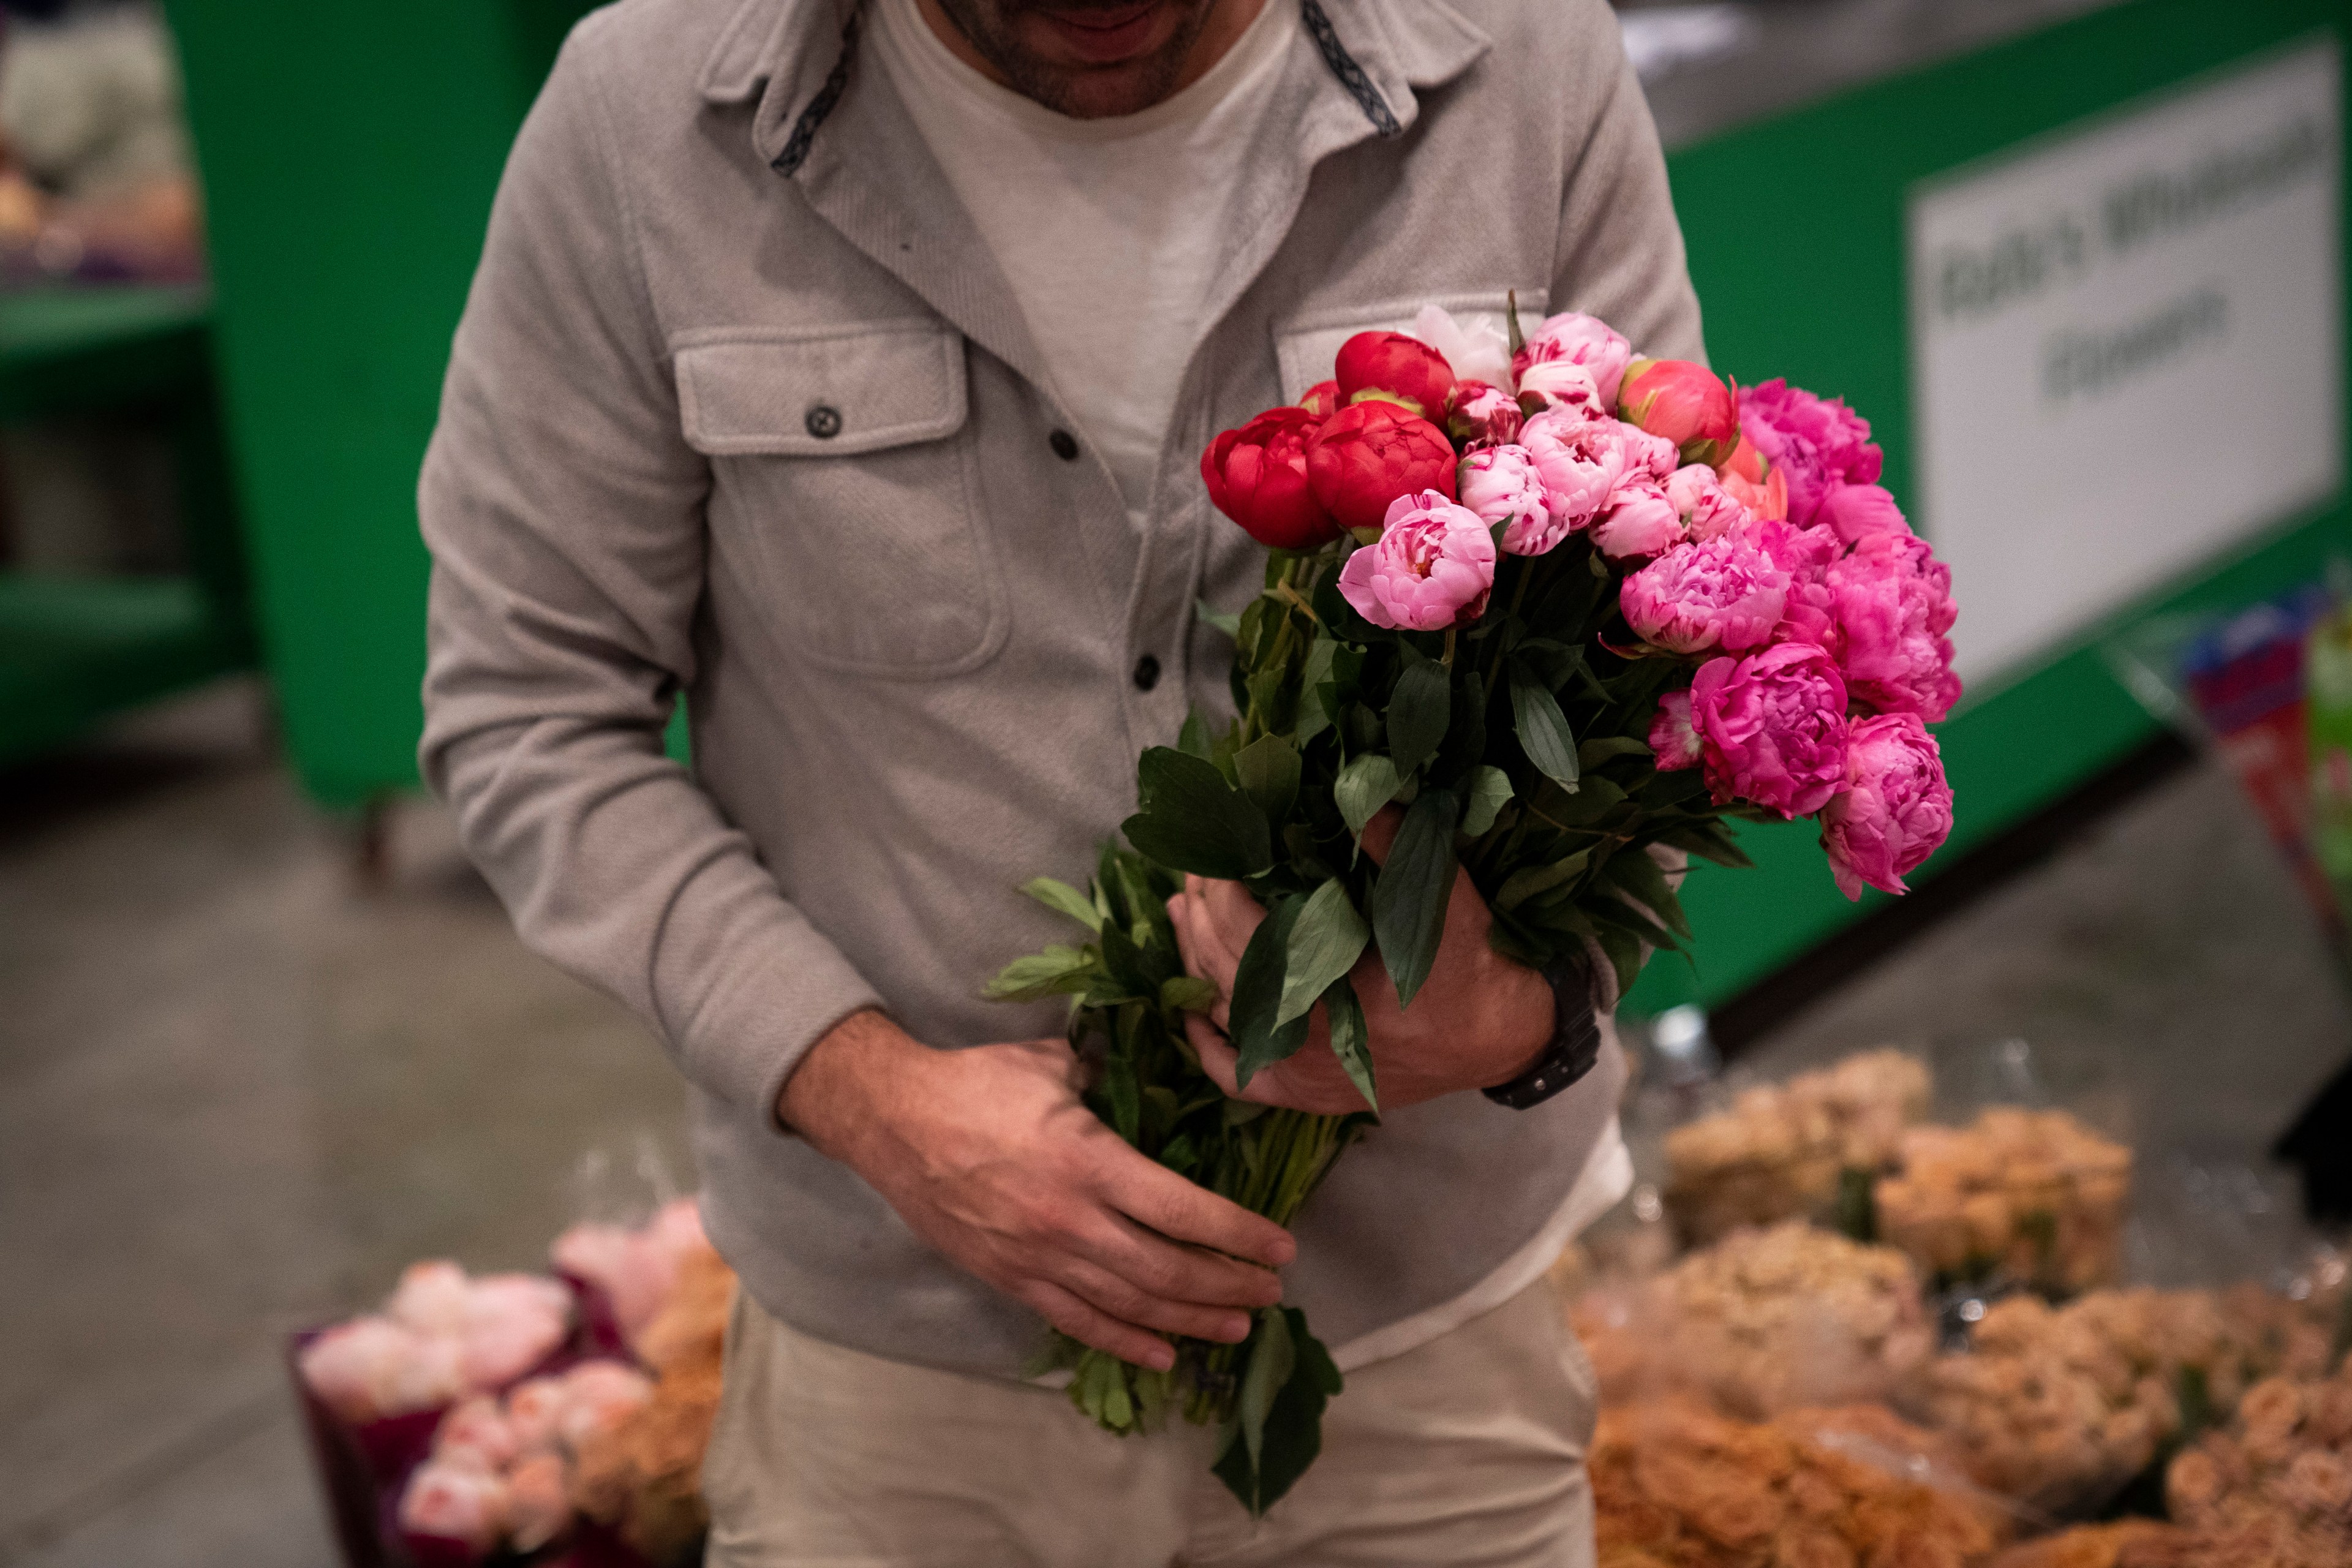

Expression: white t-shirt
xmin=868 ymin=0 xmax=1300 ymax=529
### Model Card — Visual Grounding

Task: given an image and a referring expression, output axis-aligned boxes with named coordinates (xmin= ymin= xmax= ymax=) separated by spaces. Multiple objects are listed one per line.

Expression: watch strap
xmin=1482 ymin=954 xmax=1603 ymax=1110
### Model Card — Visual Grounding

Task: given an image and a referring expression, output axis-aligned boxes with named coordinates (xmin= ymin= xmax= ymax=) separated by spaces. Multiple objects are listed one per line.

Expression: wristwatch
xmin=1482 ymin=952 xmax=1602 ymax=1110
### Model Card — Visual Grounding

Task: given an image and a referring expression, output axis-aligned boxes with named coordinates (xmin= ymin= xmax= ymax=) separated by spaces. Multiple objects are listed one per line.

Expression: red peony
xmin=1305 ymin=399 xmax=1458 ymax=533
xmin=1201 ymin=406 xmax=1341 ymax=551
xmin=1333 ymin=330 xmax=1455 ymax=420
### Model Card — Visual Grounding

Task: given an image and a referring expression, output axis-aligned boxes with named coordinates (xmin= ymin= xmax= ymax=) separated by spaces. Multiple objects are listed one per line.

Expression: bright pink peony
xmin=1202 ymin=406 xmax=1341 ymax=551
xmin=1619 ymin=358 xmax=1740 ymax=467
xmin=1740 ymin=379 xmax=1883 ymax=528
xmin=1445 ymin=379 xmax=1523 ymax=448
xmin=1591 ymin=481 xmax=1684 ymax=560
xmin=1814 ymin=481 xmax=1911 ymax=545
xmin=1335 ymin=330 xmax=1456 ymax=420
xmin=1336 ymin=491 xmax=1495 ymax=630
xmin=1512 ymin=310 xmax=1634 ymax=409
xmin=1619 ymin=527 xmax=1792 ymax=654
xmin=1689 ymin=643 xmax=1852 ymax=818
xmin=1649 ymin=689 xmax=1702 ymax=771
xmin=1306 ymin=401 xmax=1458 ymax=533
xmin=1827 ymin=531 xmax=1961 ymax=721
xmin=1458 ymin=445 xmax=1556 ymax=556
xmin=1665 ymin=463 xmax=1755 ymax=543
xmin=1822 ymin=713 xmax=1953 ymax=898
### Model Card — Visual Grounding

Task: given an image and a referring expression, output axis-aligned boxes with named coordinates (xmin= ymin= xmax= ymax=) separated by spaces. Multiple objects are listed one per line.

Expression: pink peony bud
xmin=1649 ymin=689 xmax=1702 ymax=771
xmin=1619 ymin=527 xmax=1792 ymax=654
xmin=1512 ymin=311 xmax=1634 ymax=408
xmin=1739 ymin=379 xmax=1883 ymax=528
xmin=1458 ymin=445 xmax=1558 ymax=557
xmin=1619 ymin=358 xmax=1740 ymax=467
xmin=1689 ymin=643 xmax=1852 ymax=818
xmin=1665 ymin=463 xmax=1755 ymax=543
xmin=1335 ymin=490 xmax=1496 ymax=631
xmin=399 ymin=1461 xmax=509 ymax=1557
xmin=1827 ymin=531 xmax=1961 ymax=722
xmin=1445 ymin=379 xmax=1523 ymax=448
xmin=1202 ymin=406 xmax=1342 ymax=551
xmin=1590 ymin=481 xmax=1684 ymax=560
xmin=1298 ymin=380 xmax=1341 ymax=419
xmin=1335 ymin=330 xmax=1455 ymax=420
xmin=1822 ymin=713 xmax=1953 ymax=898
xmin=1305 ymin=401 xmax=1458 ymax=533
xmin=1814 ymin=482 xmax=1911 ymax=545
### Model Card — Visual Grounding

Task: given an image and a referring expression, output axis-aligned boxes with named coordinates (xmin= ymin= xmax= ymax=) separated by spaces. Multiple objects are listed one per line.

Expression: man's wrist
xmin=1482 ymin=952 xmax=1602 ymax=1109
xmin=778 ymin=1008 xmax=913 ymax=1160
xmin=1476 ymin=957 xmax=1558 ymax=1090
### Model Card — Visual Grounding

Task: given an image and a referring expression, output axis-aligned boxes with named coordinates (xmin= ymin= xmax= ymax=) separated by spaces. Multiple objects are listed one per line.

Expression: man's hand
xmin=779 ymin=1011 xmax=1297 ymax=1371
xmin=1166 ymin=807 xmax=1554 ymax=1115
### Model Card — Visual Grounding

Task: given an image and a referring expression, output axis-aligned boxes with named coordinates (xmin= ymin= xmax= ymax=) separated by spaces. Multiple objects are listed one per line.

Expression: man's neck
xmin=913 ymin=0 xmax=1270 ymax=116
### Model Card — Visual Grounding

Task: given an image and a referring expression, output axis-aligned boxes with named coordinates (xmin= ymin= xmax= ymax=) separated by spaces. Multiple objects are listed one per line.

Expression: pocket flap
xmin=1272 ymin=290 xmax=1550 ymax=405
xmin=674 ymin=322 xmax=967 ymax=456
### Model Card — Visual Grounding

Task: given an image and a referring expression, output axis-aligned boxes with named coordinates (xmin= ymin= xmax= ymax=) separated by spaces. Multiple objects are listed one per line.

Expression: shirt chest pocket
xmin=675 ymin=322 xmax=1005 ymax=679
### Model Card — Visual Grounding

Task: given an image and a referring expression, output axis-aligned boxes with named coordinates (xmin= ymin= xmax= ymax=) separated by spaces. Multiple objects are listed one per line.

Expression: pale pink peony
xmin=504 ymin=1453 xmax=574 ymax=1553
xmin=1689 ymin=643 xmax=1852 ymax=818
xmin=1336 ymin=491 xmax=1496 ymax=630
xmin=1649 ymin=689 xmax=1702 ymax=771
xmin=398 ymin=1461 xmax=509 ymax=1556
xmin=1814 ymin=481 xmax=1910 ymax=545
xmin=1512 ymin=310 xmax=1635 ymax=409
xmin=433 ymin=1397 xmax=520 ymax=1474
xmin=1518 ymin=407 xmax=1618 ymax=533
xmin=1590 ymin=481 xmax=1684 ymax=560
xmin=388 ymin=1261 xmax=474 ymax=1338
xmin=1665 ymin=463 xmax=1755 ymax=543
xmin=1827 ymin=531 xmax=1961 ymax=721
xmin=454 ymin=1275 xmax=571 ymax=1390
xmin=1619 ymin=529 xmax=1792 ymax=654
xmin=299 ymin=1316 xmax=467 ymax=1423
xmin=1412 ymin=304 xmax=1513 ymax=391
xmin=1822 ymin=714 xmax=1953 ymax=899
xmin=1740 ymin=379 xmax=1883 ymax=528
xmin=1458 ymin=445 xmax=1556 ymax=556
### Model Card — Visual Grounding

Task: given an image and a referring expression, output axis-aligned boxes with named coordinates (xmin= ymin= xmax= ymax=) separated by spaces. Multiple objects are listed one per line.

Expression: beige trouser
xmin=702 ymin=1278 xmax=1598 ymax=1568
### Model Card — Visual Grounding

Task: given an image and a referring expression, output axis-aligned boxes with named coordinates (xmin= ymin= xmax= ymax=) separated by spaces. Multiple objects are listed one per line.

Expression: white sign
xmin=1909 ymin=40 xmax=2343 ymax=685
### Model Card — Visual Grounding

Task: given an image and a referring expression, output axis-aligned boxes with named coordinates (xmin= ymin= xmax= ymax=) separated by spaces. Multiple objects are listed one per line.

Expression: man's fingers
xmin=1017 ymin=1278 xmax=1174 ymax=1371
xmin=1095 ymin=1140 xmax=1295 ymax=1269
xmin=1079 ymin=1210 xmax=1284 ymax=1313
xmin=1357 ymin=803 xmax=1406 ymax=865
xmin=1170 ymin=887 xmax=1245 ymax=998
xmin=1053 ymin=1254 xmax=1259 ymax=1343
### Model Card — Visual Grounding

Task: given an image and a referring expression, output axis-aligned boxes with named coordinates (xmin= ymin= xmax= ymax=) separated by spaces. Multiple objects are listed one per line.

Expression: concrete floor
xmin=2 ymin=678 xmax=2348 ymax=1564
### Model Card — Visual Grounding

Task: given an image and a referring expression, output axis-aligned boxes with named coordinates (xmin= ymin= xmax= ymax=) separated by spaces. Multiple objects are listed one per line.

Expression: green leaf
xmin=1104 ymin=1051 xmax=1142 ymax=1140
xmin=1210 ymin=1308 xmax=1341 ymax=1517
xmin=1019 ymin=876 xmax=1103 ymax=933
xmin=982 ymin=944 xmax=1097 ymax=1001
xmin=1122 ymin=747 xmax=1273 ymax=881
xmin=1228 ymin=895 xmax=1311 ymax=1088
xmin=1604 ymin=848 xmax=1692 ymax=941
xmin=1577 ymin=735 xmax=1654 ymax=769
xmin=1371 ymin=787 xmax=1460 ymax=1011
xmin=1334 ymin=753 xmax=1402 ymax=837
xmin=1161 ymin=974 xmax=1219 ymax=1013
xmin=1510 ymin=665 xmax=1579 ymax=789
xmin=1233 ymin=733 xmax=1303 ymax=828
xmin=1177 ymin=710 xmax=1214 ymax=760
xmin=1276 ymin=878 xmax=1371 ymax=1028
xmin=1665 ymin=822 xmax=1754 ymax=869
xmin=1385 ymin=657 xmax=1451 ymax=776
xmin=1238 ymin=1305 xmax=1294 ymax=1473
xmin=1461 ymin=764 xmax=1515 ymax=838
xmin=1197 ymin=598 xmax=1241 ymax=639
xmin=1322 ymin=974 xmax=1376 ymax=1112
xmin=1495 ymin=850 xmax=1591 ymax=912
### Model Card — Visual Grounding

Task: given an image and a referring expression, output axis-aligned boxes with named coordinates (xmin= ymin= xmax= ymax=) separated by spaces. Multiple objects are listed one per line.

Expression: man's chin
xmin=1045 ymin=59 xmax=1187 ymax=118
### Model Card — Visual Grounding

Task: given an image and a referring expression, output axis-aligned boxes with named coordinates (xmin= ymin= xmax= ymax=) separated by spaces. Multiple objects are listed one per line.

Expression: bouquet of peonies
xmin=992 ymin=301 xmax=1961 ymax=1511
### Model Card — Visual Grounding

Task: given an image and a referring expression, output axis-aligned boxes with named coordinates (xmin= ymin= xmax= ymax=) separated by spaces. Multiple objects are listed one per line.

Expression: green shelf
xmin=0 ymin=573 xmax=250 ymax=764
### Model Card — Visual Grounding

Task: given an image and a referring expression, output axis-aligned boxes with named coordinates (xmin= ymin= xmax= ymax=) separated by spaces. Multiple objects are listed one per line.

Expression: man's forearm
xmin=778 ymin=1008 xmax=919 ymax=1161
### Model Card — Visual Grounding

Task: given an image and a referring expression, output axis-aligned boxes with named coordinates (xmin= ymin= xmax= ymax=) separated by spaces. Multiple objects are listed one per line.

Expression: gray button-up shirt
xmin=420 ymin=0 xmax=1703 ymax=1378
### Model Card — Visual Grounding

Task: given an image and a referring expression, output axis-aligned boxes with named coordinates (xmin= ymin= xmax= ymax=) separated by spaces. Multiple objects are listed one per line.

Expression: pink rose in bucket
xmin=1336 ymin=491 xmax=1496 ymax=631
xmin=1458 ymin=445 xmax=1557 ymax=556
xmin=1689 ymin=643 xmax=1852 ymax=818
xmin=1619 ymin=528 xmax=1792 ymax=654
xmin=1822 ymin=714 xmax=1954 ymax=898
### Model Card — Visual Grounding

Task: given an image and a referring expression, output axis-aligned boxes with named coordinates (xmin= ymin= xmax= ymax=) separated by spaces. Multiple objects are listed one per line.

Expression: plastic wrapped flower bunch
xmin=1874 ymin=1108 xmax=2132 ymax=1297
xmin=2160 ymin=1357 xmax=2352 ymax=1567
xmin=1575 ymin=1219 xmax=1934 ymax=1420
xmin=1664 ymin=1047 xmax=1931 ymax=1244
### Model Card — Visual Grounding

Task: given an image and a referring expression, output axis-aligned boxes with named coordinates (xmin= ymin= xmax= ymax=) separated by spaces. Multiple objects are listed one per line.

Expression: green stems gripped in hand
xmin=778 ymin=1009 xmax=1297 ymax=1371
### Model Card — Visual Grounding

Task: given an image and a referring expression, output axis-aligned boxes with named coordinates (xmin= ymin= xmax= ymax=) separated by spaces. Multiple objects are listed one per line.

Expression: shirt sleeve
xmin=417 ymin=26 xmax=881 ymax=1129
xmin=1549 ymin=6 xmax=1708 ymax=368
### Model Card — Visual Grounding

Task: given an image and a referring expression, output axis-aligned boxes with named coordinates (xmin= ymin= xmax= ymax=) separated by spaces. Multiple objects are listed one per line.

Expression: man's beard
xmin=927 ymin=0 xmax=1219 ymax=119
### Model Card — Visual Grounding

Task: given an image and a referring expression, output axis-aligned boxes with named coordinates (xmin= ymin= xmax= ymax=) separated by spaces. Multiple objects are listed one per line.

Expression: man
xmin=419 ymin=0 xmax=1702 ymax=1560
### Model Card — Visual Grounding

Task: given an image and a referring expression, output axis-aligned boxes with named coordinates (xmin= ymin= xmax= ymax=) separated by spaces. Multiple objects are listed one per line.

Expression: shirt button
xmin=1131 ymin=654 xmax=1162 ymax=692
xmin=1049 ymin=428 xmax=1080 ymax=461
xmin=805 ymin=404 xmax=843 ymax=440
